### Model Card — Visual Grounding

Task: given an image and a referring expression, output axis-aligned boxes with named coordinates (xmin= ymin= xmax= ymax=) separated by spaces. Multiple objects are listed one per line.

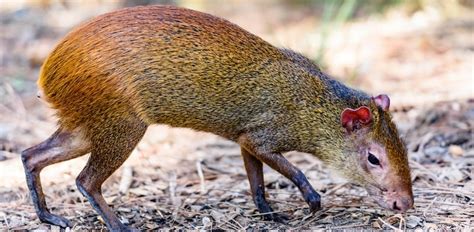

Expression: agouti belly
xmin=24 ymin=5 xmax=413 ymax=231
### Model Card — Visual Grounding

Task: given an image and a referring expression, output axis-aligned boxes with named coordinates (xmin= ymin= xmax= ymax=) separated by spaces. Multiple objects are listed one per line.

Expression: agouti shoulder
xmin=25 ymin=5 xmax=413 ymax=230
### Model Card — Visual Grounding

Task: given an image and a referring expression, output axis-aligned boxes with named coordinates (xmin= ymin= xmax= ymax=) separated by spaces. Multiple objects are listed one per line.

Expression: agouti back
xmin=23 ymin=5 xmax=413 ymax=231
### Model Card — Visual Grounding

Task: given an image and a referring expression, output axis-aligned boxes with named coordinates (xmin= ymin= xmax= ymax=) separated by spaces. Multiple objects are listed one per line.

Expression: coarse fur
xmin=24 ymin=5 xmax=413 ymax=230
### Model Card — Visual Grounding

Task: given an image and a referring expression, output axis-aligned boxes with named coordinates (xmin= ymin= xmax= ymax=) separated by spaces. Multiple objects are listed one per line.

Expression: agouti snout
xmin=22 ymin=5 xmax=413 ymax=230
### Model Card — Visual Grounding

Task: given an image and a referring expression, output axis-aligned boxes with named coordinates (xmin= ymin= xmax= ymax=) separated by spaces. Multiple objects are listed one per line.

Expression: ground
xmin=0 ymin=1 xmax=472 ymax=231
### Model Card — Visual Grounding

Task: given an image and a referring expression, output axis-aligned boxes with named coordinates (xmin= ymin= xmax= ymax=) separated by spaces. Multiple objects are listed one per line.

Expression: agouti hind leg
xmin=75 ymin=119 xmax=146 ymax=231
xmin=241 ymin=147 xmax=286 ymax=222
xmin=21 ymin=128 xmax=91 ymax=228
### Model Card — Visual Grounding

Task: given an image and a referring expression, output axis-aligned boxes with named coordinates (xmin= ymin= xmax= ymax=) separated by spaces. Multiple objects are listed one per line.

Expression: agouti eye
xmin=368 ymin=152 xmax=380 ymax=166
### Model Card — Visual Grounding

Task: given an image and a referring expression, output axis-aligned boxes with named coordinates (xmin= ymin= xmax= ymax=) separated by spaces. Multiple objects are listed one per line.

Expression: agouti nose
xmin=391 ymin=195 xmax=414 ymax=212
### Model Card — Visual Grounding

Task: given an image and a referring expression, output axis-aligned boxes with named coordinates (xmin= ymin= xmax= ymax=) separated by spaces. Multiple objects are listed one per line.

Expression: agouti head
xmin=338 ymin=94 xmax=413 ymax=212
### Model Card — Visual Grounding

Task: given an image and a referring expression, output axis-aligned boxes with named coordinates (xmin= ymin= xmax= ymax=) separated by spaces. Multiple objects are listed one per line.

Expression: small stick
xmin=4 ymin=82 xmax=27 ymax=118
xmin=323 ymin=183 xmax=347 ymax=196
xmin=392 ymin=214 xmax=406 ymax=231
xmin=156 ymin=208 xmax=164 ymax=218
xmin=248 ymin=206 xmax=306 ymax=216
xmin=331 ymin=223 xmax=368 ymax=229
xmin=416 ymin=199 xmax=470 ymax=207
xmin=196 ymin=158 xmax=206 ymax=193
xmin=2 ymin=214 xmax=9 ymax=229
xmin=230 ymin=217 xmax=244 ymax=230
xmin=168 ymin=172 xmax=178 ymax=206
xmin=430 ymin=186 xmax=474 ymax=197
xmin=377 ymin=217 xmax=401 ymax=231
xmin=291 ymin=215 xmax=325 ymax=230
xmin=119 ymin=165 xmax=133 ymax=194
xmin=423 ymin=196 xmax=437 ymax=217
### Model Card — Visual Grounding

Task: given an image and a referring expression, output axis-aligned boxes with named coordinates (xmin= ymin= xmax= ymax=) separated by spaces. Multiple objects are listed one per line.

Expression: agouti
xmin=22 ymin=5 xmax=413 ymax=231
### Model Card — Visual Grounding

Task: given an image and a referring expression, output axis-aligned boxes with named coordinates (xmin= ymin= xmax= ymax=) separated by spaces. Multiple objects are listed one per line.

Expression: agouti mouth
xmin=365 ymin=184 xmax=413 ymax=212
xmin=365 ymin=184 xmax=389 ymax=208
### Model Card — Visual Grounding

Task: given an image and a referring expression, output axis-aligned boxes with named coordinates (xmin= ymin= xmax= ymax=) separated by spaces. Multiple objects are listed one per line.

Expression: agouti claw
xmin=310 ymin=203 xmax=322 ymax=213
xmin=309 ymin=200 xmax=321 ymax=213
xmin=305 ymin=192 xmax=322 ymax=213
xmin=38 ymin=212 xmax=72 ymax=228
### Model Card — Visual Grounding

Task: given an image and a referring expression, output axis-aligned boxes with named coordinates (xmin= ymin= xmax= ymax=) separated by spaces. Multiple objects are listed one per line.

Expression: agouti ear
xmin=372 ymin=94 xmax=390 ymax=111
xmin=341 ymin=106 xmax=372 ymax=132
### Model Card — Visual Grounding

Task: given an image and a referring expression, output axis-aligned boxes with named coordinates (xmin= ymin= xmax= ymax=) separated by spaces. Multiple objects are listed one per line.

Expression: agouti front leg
xmin=241 ymin=147 xmax=281 ymax=221
xmin=75 ymin=119 xmax=146 ymax=231
xmin=21 ymin=129 xmax=91 ymax=227
xmin=240 ymin=139 xmax=321 ymax=213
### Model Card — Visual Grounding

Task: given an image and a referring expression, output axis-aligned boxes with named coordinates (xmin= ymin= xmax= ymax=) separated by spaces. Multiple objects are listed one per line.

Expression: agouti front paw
xmin=304 ymin=192 xmax=322 ymax=213
xmin=38 ymin=212 xmax=72 ymax=228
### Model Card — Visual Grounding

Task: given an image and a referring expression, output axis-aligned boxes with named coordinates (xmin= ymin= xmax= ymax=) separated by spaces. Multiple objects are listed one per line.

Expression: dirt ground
xmin=0 ymin=1 xmax=473 ymax=231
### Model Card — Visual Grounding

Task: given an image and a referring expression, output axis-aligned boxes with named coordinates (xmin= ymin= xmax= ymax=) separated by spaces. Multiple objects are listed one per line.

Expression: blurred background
xmin=0 ymin=0 xmax=473 ymax=230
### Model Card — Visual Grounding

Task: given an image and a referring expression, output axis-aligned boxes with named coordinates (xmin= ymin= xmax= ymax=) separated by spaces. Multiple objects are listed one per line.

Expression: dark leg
xmin=241 ymin=142 xmax=321 ymax=212
xmin=21 ymin=128 xmax=91 ymax=227
xmin=241 ymin=147 xmax=283 ymax=221
xmin=76 ymin=120 xmax=146 ymax=231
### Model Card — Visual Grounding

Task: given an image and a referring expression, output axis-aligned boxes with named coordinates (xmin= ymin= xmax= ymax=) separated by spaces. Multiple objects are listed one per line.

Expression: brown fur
xmin=24 ymin=5 xmax=412 ymax=230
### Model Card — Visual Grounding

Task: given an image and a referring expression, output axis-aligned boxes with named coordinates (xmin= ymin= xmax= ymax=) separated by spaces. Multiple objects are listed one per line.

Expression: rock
xmin=202 ymin=216 xmax=211 ymax=228
xmin=406 ymin=215 xmax=423 ymax=228
xmin=448 ymin=145 xmax=464 ymax=157
xmin=211 ymin=210 xmax=225 ymax=223
xmin=423 ymin=146 xmax=447 ymax=157
xmin=0 ymin=152 xmax=7 ymax=161
xmin=425 ymin=223 xmax=438 ymax=231
xmin=443 ymin=168 xmax=464 ymax=182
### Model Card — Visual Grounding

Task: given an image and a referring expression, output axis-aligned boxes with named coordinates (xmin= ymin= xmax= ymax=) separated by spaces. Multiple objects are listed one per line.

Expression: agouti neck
xmin=276 ymin=50 xmax=370 ymax=157
xmin=279 ymin=48 xmax=369 ymax=108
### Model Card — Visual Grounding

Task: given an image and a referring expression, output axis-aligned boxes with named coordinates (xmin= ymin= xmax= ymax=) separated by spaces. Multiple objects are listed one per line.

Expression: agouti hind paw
xmin=38 ymin=212 xmax=72 ymax=228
